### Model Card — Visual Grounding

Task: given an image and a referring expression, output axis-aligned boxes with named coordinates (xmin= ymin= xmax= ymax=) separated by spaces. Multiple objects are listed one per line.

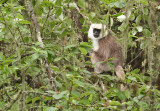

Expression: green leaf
xmin=72 ymin=91 xmax=81 ymax=97
xmin=138 ymin=101 xmax=149 ymax=109
xmin=80 ymin=42 xmax=89 ymax=47
xmin=89 ymin=94 xmax=93 ymax=101
xmin=0 ymin=32 xmax=5 ymax=37
xmin=16 ymin=13 xmax=23 ymax=19
xmin=136 ymin=15 xmax=141 ymax=25
xmin=31 ymin=53 xmax=39 ymax=60
xmin=64 ymin=44 xmax=77 ymax=49
xmin=46 ymin=91 xmax=55 ymax=94
xmin=0 ymin=52 xmax=6 ymax=61
xmin=109 ymin=1 xmax=126 ymax=8
xmin=92 ymin=61 xmax=105 ymax=68
xmin=44 ymin=107 xmax=58 ymax=111
xmin=80 ymin=99 xmax=90 ymax=105
xmin=80 ymin=42 xmax=92 ymax=51
xmin=54 ymin=57 xmax=63 ymax=62
xmin=53 ymin=91 xmax=68 ymax=99
xmin=140 ymin=41 xmax=146 ymax=49
xmin=78 ymin=0 xmax=85 ymax=9
xmin=112 ymin=13 xmax=123 ymax=17
xmin=53 ymin=94 xmax=63 ymax=99
xmin=23 ymin=37 xmax=30 ymax=43
xmin=42 ymin=1 xmax=54 ymax=7
xmin=14 ymin=6 xmax=25 ymax=11
xmin=117 ymin=91 xmax=126 ymax=100
xmin=55 ymin=0 xmax=62 ymax=6
xmin=143 ymin=29 xmax=152 ymax=37
xmin=55 ymin=8 xmax=62 ymax=17
xmin=127 ymin=76 xmax=137 ymax=82
xmin=143 ymin=8 xmax=148 ymax=15
xmin=132 ymin=29 xmax=137 ymax=35
xmin=74 ymin=79 xmax=85 ymax=87
xmin=130 ymin=14 xmax=135 ymax=21
xmin=136 ymin=26 xmax=143 ymax=32
xmin=127 ymin=106 xmax=133 ymax=110
xmin=26 ymin=97 xmax=32 ymax=104
xmin=0 ymin=101 xmax=5 ymax=110
xmin=90 ymin=12 xmax=96 ymax=18
xmin=51 ymin=66 xmax=60 ymax=72
xmin=110 ymin=17 xmax=113 ymax=27
xmin=107 ymin=62 xmax=115 ymax=68
xmin=109 ymin=101 xmax=121 ymax=106
xmin=18 ymin=20 xmax=31 ymax=24
xmin=131 ymin=69 xmax=140 ymax=74
xmin=32 ymin=97 xmax=40 ymax=103
xmin=154 ymin=103 xmax=160 ymax=108
xmin=30 ymin=67 xmax=41 ymax=76
xmin=132 ymin=74 xmax=144 ymax=83
xmin=125 ymin=90 xmax=131 ymax=99
xmin=79 ymin=48 xmax=87 ymax=55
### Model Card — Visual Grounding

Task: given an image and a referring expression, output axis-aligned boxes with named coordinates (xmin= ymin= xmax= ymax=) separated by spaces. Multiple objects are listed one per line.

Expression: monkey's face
xmin=88 ymin=24 xmax=108 ymax=40
xmin=93 ymin=28 xmax=101 ymax=38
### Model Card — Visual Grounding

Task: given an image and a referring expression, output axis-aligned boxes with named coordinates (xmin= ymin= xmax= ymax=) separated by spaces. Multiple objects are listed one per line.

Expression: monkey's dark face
xmin=93 ymin=28 xmax=101 ymax=38
xmin=88 ymin=24 xmax=109 ymax=40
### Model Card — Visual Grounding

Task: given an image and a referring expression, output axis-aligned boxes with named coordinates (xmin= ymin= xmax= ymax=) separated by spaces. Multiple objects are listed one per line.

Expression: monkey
xmin=88 ymin=23 xmax=125 ymax=91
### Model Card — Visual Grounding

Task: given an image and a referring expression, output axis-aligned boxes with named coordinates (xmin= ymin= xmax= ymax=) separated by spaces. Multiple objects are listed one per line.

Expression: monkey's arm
xmin=93 ymin=48 xmax=111 ymax=61
xmin=91 ymin=52 xmax=103 ymax=63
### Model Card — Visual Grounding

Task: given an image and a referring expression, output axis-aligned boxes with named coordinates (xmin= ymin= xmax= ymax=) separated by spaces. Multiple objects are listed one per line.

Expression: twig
xmin=23 ymin=91 xmax=53 ymax=97
xmin=126 ymin=49 xmax=144 ymax=66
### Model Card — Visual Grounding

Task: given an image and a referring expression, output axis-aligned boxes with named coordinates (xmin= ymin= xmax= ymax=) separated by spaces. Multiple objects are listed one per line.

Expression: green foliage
xmin=78 ymin=0 xmax=85 ymax=9
xmin=0 ymin=0 xmax=160 ymax=111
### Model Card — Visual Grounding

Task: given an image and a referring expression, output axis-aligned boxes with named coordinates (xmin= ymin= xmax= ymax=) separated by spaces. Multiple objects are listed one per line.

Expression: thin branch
xmin=73 ymin=2 xmax=92 ymax=24
xmin=5 ymin=91 xmax=22 ymax=110
xmin=42 ymin=6 xmax=53 ymax=29
xmin=126 ymin=49 xmax=144 ymax=66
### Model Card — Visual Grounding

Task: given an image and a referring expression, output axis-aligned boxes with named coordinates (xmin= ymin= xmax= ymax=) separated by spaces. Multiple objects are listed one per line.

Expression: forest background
xmin=0 ymin=0 xmax=160 ymax=110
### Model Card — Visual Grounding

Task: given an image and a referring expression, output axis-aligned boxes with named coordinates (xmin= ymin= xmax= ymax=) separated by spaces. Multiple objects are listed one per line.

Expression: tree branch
xmin=27 ymin=0 xmax=57 ymax=90
xmin=73 ymin=2 xmax=92 ymax=24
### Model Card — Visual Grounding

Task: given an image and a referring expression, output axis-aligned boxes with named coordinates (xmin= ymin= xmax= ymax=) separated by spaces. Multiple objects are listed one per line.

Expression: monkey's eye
xmin=93 ymin=28 xmax=101 ymax=38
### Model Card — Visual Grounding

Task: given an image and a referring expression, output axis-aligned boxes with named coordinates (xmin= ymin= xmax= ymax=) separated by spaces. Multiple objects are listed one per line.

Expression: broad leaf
xmin=79 ymin=48 xmax=87 ymax=55
xmin=44 ymin=107 xmax=58 ymax=111
xmin=78 ymin=0 xmax=85 ymax=9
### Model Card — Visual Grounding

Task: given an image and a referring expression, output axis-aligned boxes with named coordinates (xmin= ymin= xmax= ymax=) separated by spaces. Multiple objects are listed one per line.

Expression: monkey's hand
xmin=92 ymin=48 xmax=96 ymax=52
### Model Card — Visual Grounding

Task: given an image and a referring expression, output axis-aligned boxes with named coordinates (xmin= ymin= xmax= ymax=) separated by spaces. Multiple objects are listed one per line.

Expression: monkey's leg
xmin=91 ymin=53 xmax=104 ymax=74
xmin=115 ymin=65 xmax=126 ymax=91
xmin=94 ymin=64 xmax=103 ymax=74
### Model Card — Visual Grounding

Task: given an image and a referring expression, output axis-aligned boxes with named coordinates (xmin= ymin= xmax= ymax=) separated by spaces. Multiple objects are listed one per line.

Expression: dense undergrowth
xmin=0 ymin=0 xmax=160 ymax=111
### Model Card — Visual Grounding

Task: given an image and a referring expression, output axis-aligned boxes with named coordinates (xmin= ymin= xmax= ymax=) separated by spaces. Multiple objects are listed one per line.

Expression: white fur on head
xmin=88 ymin=23 xmax=109 ymax=51
xmin=88 ymin=23 xmax=109 ymax=40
